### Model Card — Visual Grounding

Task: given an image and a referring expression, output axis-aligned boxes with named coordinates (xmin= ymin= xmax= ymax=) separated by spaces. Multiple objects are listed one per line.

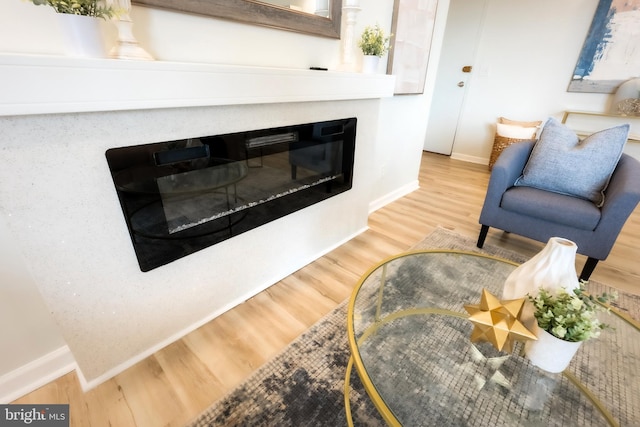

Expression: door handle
xmin=457 ymin=81 xmax=465 ymax=87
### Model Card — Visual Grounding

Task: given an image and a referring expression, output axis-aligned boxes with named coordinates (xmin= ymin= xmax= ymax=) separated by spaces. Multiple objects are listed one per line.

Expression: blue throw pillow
xmin=514 ymin=117 xmax=629 ymax=207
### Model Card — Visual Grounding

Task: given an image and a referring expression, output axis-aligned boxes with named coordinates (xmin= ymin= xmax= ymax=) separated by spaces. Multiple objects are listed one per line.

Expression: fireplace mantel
xmin=0 ymin=53 xmax=398 ymax=391
xmin=0 ymin=54 xmax=395 ymax=116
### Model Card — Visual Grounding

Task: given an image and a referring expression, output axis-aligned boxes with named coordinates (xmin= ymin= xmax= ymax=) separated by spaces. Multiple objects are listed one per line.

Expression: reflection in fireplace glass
xmin=105 ymin=118 xmax=357 ymax=271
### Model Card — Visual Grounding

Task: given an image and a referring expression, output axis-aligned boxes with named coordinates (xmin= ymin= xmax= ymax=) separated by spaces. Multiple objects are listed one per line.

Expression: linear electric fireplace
xmin=105 ymin=117 xmax=357 ymax=271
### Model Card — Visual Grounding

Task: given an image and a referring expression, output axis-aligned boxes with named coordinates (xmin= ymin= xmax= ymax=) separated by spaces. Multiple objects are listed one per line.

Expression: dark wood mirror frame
xmin=133 ymin=0 xmax=342 ymax=39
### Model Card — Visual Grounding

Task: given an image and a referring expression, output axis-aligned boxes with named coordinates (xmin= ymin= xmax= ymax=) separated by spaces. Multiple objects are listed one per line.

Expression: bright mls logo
xmin=0 ymin=405 xmax=69 ymax=426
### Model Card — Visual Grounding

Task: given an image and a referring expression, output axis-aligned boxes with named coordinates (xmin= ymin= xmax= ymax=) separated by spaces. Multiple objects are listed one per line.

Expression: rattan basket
xmin=489 ymin=117 xmax=541 ymax=170
xmin=489 ymin=135 xmax=523 ymax=170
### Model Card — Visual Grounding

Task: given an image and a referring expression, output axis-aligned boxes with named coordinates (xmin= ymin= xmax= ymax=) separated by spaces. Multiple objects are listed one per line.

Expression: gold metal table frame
xmin=345 ymin=250 xmax=640 ymax=427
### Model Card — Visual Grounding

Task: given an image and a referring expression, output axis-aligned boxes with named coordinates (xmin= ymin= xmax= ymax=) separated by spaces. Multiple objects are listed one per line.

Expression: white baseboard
xmin=368 ymin=180 xmax=420 ymax=213
xmin=76 ymin=226 xmax=370 ymax=392
xmin=0 ymin=346 xmax=76 ymax=404
xmin=450 ymin=152 xmax=489 ymax=165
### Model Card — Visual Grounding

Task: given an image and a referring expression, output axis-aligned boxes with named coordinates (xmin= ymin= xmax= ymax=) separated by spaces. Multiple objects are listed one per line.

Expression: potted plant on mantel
xmin=524 ymin=283 xmax=617 ymax=373
xmin=27 ymin=0 xmax=121 ymax=57
xmin=357 ymin=23 xmax=391 ymax=74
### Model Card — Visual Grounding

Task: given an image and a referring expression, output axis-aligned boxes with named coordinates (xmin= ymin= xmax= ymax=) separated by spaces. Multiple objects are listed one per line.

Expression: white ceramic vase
xmin=502 ymin=237 xmax=580 ymax=300
xmin=361 ymin=55 xmax=380 ymax=74
xmin=57 ymin=13 xmax=107 ymax=58
xmin=525 ymin=326 xmax=582 ymax=373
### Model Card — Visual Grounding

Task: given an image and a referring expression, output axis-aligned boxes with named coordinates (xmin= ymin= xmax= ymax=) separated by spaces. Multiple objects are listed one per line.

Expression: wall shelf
xmin=561 ymin=110 xmax=640 ymax=143
xmin=0 ymin=54 xmax=395 ymax=116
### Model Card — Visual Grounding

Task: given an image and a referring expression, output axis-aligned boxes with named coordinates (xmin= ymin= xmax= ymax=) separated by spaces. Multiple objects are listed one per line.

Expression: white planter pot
xmin=502 ymin=237 xmax=580 ymax=300
xmin=525 ymin=326 xmax=582 ymax=373
xmin=57 ymin=13 xmax=107 ymax=58
xmin=361 ymin=55 xmax=380 ymax=74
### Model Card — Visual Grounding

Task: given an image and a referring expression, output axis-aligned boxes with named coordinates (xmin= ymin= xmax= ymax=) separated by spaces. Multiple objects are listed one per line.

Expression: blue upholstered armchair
xmin=477 ymin=140 xmax=640 ymax=281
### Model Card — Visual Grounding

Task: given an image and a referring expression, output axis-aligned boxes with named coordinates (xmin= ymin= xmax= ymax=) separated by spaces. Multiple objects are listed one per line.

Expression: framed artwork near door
xmin=387 ymin=0 xmax=439 ymax=95
xmin=569 ymin=0 xmax=640 ymax=94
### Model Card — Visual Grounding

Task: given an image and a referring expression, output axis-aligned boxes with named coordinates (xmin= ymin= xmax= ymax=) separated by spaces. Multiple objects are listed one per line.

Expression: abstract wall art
xmin=569 ymin=0 xmax=640 ymax=93
xmin=387 ymin=0 xmax=439 ymax=94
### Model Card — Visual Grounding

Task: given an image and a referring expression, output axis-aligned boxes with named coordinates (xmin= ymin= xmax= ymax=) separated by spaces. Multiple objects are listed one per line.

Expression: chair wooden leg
xmin=477 ymin=225 xmax=489 ymax=248
xmin=579 ymin=257 xmax=599 ymax=282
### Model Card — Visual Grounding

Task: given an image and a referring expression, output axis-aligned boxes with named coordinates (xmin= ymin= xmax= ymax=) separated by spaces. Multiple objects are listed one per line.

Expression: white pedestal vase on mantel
xmin=57 ymin=13 xmax=108 ymax=58
xmin=108 ymin=0 xmax=154 ymax=61
xmin=110 ymin=16 xmax=154 ymax=60
xmin=361 ymin=55 xmax=380 ymax=74
xmin=339 ymin=0 xmax=361 ymax=72
xmin=525 ymin=325 xmax=582 ymax=373
xmin=502 ymin=237 xmax=580 ymax=300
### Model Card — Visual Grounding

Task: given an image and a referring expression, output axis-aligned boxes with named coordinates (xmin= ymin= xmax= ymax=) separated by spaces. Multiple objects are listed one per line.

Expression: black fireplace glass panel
xmin=105 ymin=118 xmax=357 ymax=272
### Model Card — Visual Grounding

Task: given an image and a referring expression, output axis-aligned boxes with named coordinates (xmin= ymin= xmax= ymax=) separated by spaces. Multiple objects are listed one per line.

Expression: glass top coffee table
xmin=345 ymin=250 xmax=640 ymax=427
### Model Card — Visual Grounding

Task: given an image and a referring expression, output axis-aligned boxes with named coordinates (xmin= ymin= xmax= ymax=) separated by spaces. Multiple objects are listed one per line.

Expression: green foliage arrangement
xmin=27 ymin=0 xmax=119 ymax=19
xmin=358 ymin=24 xmax=391 ymax=57
xmin=528 ymin=283 xmax=617 ymax=342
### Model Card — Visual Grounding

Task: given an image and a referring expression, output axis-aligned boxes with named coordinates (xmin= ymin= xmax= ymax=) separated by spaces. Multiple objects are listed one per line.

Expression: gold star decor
xmin=464 ymin=288 xmax=537 ymax=353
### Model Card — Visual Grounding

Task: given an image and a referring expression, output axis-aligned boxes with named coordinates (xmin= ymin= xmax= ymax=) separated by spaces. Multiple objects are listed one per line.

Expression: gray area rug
xmin=188 ymin=227 xmax=639 ymax=426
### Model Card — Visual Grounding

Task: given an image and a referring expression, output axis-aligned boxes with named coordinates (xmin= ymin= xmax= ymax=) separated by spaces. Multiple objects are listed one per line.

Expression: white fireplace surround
xmin=1 ymin=54 xmax=394 ymax=116
xmin=0 ymin=53 xmax=398 ymax=394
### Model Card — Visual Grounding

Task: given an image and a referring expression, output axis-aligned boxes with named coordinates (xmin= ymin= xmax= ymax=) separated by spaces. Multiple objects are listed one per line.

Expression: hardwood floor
xmin=13 ymin=151 xmax=640 ymax=426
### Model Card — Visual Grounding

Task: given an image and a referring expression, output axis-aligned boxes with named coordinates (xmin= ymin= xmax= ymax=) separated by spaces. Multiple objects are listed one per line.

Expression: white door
xmin=424 ymin=0 xmax=487 ymax=155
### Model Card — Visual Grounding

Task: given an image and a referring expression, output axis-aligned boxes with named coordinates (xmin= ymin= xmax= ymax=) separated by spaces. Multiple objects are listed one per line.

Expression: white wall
xmin=368 ymin=0 xmax=450 ymax=207
xmin=0 ymin=217 xmax=75 ymax=403
xmin=450 ymin=0 xmax=613 ymax=163
xmin=0 ymin=0 xmax=433 ymax=398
